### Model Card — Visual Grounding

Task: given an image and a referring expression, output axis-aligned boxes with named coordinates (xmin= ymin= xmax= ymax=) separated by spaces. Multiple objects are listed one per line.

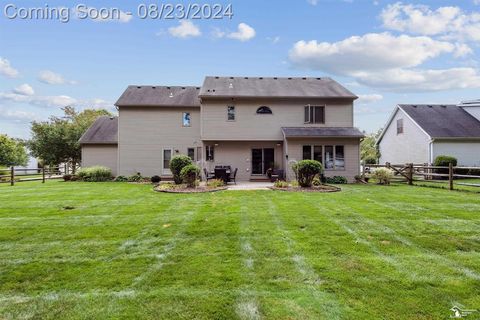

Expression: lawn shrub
xmin=151 ymin=175 xmax=161 ymax=183
xmin=63 ymin=174 xmax=72 ymax=181
xmin=273 ymin=180 xmax=289 ymax=188
xmin=325 ymin=176 xmax=348 ymax=184
xmin=70 ymin=175 xmax=79 ymax=181
xmin=296 ymin=160 xmax=323 ymax=187
xmin=372 ymin=168 xmax=393 ymax=185
xmin=77 ymin=166 xmax=112 ymax=182
xmin=170 ymin=155 xmax=193 ymax=184
xmin=127 ymin=173 xmax=143 ymax=182
xmin=434 ymin=155 xmax=457 ymax=179
xmin=180 ymin=164 xmax=200 ymax=188
xmin=363 ymin=156 xmax=377 ymax=165
xmin=207 ymin=179 xmax=225 ymax=188
xmin=114 ymin=175 xmax=128 ymax=182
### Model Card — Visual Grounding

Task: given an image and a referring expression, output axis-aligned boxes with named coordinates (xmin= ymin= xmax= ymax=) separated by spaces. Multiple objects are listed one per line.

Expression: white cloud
xmin=38 ymin=70 xmax=76 ymax=85
xmin=0 ymin=57 xmax=19 ymax=78
xmin=356 ymin=67 xmax=480 ymax=92
xmin=289 ymin=32 xmax=479 ymax=92
xmin=168 ymin=20 xmax=201 ymax=38
xmin=357 ymin=94 xmax=383 ymax=104
xmin=227 ymin=23 xmax=256 ymax=42
xmin=307 ymin=0 xmax=318 ymax=5
xmin=380 ymin=3 xmax=480 ymax=42
xmin=474 ymin=0 xmax=480 ymax=5
xmin=0 ymin=106 xmax=38 ymax=122
xmin=0 ymin=92 xmax=77 ymax=108
xmin=289 ymin=33 xmax=459 ymax=74
xmin=13 ymin=84 xmax=34 ymax=96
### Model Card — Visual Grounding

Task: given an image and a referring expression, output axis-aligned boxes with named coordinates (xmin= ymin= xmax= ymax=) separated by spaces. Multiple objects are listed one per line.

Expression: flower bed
xmin=154 ymin=182 xmax=227 ymax=193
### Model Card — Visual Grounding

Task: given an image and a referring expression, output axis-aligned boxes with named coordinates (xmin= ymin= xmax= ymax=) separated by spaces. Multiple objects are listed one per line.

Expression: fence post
xmin=407 ymin=163 xmax=414 ymax=185
xmin=10 ymin=166 xmax=14 ymax=186
xmin=42 ymin=167 xmax=46 ymax=183
xmin=386 ymin=162 xmax=391 ymax=169
xmin=449 ymin=163 xmax=453 ymax=190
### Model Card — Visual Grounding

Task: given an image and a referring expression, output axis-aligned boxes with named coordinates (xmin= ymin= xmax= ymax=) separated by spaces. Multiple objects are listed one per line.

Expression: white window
xmin=304 ymin=105 xmax=325 ymax=124
xmin=302 ymin=144 xmax=344 ymax=170
xmin=206 ymin=145 xmax=214 ymax=161
xmin=183 ymin=112 xmax=191 ymax=127
xmin=227 ymin=106 xmax=235 ymax=121
xmin=397 ymin=118 xmax=404 ymax=134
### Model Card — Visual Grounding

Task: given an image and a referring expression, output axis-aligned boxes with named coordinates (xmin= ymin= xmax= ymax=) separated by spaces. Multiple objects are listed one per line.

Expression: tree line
xmin=0 ymin=107 xmax=111 ymax=169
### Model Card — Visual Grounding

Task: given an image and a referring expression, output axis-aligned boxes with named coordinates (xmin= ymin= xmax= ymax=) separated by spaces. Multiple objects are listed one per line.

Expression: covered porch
xmin=201 ymin=140 xmax=285 ymax=182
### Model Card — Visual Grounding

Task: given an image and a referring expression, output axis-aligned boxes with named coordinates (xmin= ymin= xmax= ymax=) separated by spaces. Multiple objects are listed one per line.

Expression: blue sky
xmin=1 ymin=0 xmax=480 ymax=138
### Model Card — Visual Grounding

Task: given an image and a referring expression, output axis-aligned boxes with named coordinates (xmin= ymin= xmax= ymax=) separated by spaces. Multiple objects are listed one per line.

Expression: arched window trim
xmin=256 ymin=106 xmax=273 ymax=114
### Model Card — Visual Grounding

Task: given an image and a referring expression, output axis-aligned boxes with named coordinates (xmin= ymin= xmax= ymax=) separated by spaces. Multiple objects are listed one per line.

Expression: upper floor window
xmin=183 ymin=112 xmax=191 ymax=127
xmin=397 ymin=119 xmax=404 ymax=134
xmin=227 ymin=106 xmax=235 ymax=121
xmin=256 ymin=106 xmax=272 ymax=114
xmin=304 ymin=105 xmax=325 ymax=124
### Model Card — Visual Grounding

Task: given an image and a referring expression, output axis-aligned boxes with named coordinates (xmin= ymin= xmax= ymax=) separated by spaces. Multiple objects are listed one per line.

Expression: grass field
xmin=0 ymin=181 xmax=479 ymax=319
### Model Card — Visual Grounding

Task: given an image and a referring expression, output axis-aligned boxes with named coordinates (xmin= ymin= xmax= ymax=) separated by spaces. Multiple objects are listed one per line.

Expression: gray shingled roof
xmin=115 ymin=86 xmax=201 ymax=107
xmin=399 ymin=104 xmax=480 ymax=138
xmin=282 ymin=127 xmax=364 ymax=138
xmin=199 ymin=76 xmax=357 ymax=99
xmin=79 ymin=116 xmax=118 ymax=144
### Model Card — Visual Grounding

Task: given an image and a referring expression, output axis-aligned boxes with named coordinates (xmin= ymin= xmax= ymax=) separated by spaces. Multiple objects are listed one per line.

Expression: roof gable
xmin=199 ymin=76 xmax=357 ymax=99
xmin=399 ymin=104 xmax=480 ymax=138
xmin=79 ymin=116 xmax=118 ymax=144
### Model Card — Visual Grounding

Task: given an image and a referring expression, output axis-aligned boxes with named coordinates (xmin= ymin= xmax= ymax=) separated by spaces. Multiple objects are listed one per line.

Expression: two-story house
xmin=80 ymin=76 xmax=363 ymax=181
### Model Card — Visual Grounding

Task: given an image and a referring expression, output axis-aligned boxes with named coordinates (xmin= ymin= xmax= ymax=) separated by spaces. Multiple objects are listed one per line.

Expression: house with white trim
xmin=80 ymin=76 xmax=364 ymax=181
xmin=377 ymin=101 xmax=480 ymax=166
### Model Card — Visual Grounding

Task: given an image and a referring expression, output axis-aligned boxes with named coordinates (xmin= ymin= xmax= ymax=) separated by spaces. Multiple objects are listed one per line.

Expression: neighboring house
xmin=377 ymin=101 xmax=480 ymax=166
xmin=80 ymin=76 xmax=364 ymax=181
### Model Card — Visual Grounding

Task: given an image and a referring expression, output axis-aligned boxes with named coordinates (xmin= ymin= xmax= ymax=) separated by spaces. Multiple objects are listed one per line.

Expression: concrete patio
xmin=227 ymin=181 xmax=273 ymax=190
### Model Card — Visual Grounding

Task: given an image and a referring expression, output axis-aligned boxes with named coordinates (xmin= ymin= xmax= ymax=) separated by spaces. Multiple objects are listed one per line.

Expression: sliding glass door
xmin=251 ymin=148 xmax=274 ymax=175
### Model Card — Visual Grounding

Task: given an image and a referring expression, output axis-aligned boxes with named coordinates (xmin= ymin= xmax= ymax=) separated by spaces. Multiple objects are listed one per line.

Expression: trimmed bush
xmin=372 ymin=168 xmax=393 ymax=185
xmin=433 ymin=155 xmax=457 ymax=179
xmin=363 ymin=156 xmax=377 ymax=165
xmin=151 ymin=175 xmax=161 ymax=183
xmin=325 ymin=176 xmax=348 ymax=184
xmin=114 ymin=175 xmax=128 ymax=182
xmin=296 ymin=160 xmax=323 ymax=188
xmin=170 ymin=155 xmax=193 ymax=184
xmin=180 ymin=164 xmax=200 ymax=188
xmin=127 ymin=173 xmax=143 ymax=182
xmin=207 ymin=179 xmax=225 ymax=188
xmin=77 ymin=166 xmax=112 ymax=182
xmin=63 ymin=174 xmax=72 ymax=181
xmin=274 ymin=180 xmax=289 ymax=188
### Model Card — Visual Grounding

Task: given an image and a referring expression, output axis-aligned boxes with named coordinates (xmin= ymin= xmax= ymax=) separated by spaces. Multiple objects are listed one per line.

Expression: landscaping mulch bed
xmin=269 ymin=184 xmax=341 ymax=192
xmin=154 ymin=185 xmax=228 ymax=193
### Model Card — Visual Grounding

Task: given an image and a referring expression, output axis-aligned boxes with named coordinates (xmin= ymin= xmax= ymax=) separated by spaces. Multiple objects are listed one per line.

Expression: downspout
xmin=282 ymin=129 xmax=289 ymax=180
xmin=428 ymin=139 xmax=435 ymax=164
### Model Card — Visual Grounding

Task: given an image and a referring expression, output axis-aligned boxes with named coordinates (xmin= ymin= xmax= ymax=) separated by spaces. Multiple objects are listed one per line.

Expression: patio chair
xmin=229 ymin=168 xmax=238 ymax=184
xmin=214 ymin=168 xmax=229 ymax=183
xmin=203 ymin=168 xmax=215 ymax=181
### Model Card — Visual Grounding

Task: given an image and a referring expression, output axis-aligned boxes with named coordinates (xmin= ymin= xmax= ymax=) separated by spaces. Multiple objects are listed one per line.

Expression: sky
xmin=1 ymin=0 xmax=480 ymax=139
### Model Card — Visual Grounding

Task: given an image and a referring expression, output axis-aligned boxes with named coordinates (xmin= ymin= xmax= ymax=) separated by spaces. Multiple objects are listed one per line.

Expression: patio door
xmin=162 ymin=148 xmax=173 ymax=175
xmin=251 ymin=148 xmax=274 ymax=175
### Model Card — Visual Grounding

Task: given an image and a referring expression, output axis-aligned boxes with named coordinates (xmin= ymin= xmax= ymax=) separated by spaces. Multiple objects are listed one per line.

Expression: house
xmin=79 ymin=76 xmax=364 ymax=181
xmin=377 ymin=101 xmax=480 ymax=166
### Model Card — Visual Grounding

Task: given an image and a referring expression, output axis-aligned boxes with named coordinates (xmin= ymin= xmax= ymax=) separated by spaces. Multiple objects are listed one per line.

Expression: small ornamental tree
xmin=0 ymin=134 xmax=28 ymax=167
xmin=180 ymin=164 xmax=200 ymax=188
xmin=296 ymin=160 xmax=323 ymax=188
xmin=170 ymin=155 xmax=192 ymax=184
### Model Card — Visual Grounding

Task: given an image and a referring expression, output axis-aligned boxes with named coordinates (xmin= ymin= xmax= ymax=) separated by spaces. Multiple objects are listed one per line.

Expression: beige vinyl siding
xmin=285 ymin=138 xmax=360 ymax=182
xmin=118 ymin=106 xmax=201 ymax=177
xmin=203 ymin=141 xmax=283 ymax=181
xmin=81 ymin=145 xmax=118 ymax=176
xmin=378 ymin=108 xmax=431 ymax=165
xmin=201 ymin=98 xmax=354 ymax=140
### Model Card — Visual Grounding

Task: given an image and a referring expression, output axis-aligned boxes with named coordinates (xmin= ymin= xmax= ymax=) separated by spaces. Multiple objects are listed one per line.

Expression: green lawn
xmin=0 ymin=181 xmax=479 ymax=319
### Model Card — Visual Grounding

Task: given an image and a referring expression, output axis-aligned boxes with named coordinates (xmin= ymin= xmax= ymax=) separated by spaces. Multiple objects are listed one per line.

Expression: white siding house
xmin=377 ymin=103 xmax=480 ymax=166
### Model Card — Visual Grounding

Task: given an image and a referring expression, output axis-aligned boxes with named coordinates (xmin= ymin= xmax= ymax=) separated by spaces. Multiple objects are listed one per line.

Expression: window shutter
xmin=304 ymin=106 xmax=310 ymax=123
